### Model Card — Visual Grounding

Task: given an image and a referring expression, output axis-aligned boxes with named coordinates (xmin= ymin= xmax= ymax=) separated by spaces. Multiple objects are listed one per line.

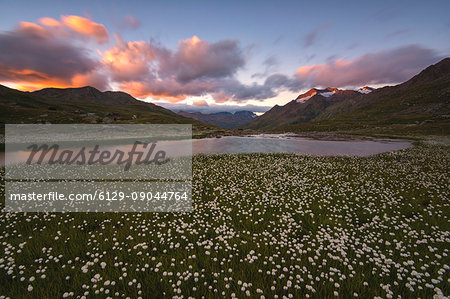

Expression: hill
xmin=0 ymin=85 xmax=216 ymax=132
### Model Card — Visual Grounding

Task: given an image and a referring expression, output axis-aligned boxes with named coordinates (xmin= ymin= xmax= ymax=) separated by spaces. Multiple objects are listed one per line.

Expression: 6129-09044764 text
xmin=8 ymin=191 xmax=189 ymax=202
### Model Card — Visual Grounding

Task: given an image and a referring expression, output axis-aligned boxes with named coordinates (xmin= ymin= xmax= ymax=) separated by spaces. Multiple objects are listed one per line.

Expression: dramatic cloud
xmin=0 ymin=18 xmax=108 ymax=90
xmin=60 ymin=15 xmax=109 ymax=44
xmin=0 ymin=16 xmax=444 ymax=106
xmin=36 ymin=15 xmax=109 ymax=44
xmin=39 ymin=17 xmax=62 ymax=27
xmin=101 ymin=35 xmax=279 ymax=102
xmin=70 ymin=71 xmax=110 ymax=91
xmin=154 ymin=101 xmax=272 ymax=114
xmin=102 ymin=36 xmax=156 ymax=82
xmin=193 ymin=99 xmax=209 ymax=106
xmin=294 ymin=45 xmax=442 ymax=88
xmin=157 ymin=36 xmax=245 ymax=83
xmin=117 ymin=75 xmax=281 ymax=104
xmin=118 ymin=79 xmax=216 ymax=102
xmin=212 ymin=77 xmax=281 ymax=102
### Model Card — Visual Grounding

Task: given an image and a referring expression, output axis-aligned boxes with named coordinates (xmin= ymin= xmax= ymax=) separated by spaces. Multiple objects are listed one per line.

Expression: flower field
xmin=0 ymin=143 xmax=448 ymax=298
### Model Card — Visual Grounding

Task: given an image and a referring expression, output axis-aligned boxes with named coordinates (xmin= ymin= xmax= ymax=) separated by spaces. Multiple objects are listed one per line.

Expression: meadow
xmin=0 ymin=143 xmax=448 ymax=298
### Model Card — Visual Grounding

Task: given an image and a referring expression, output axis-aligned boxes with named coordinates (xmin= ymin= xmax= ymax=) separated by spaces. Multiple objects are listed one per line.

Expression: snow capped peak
xmin=314 ymin=87 xmax=340 ymax=97
xmin=319 ymin=91 xmax=335 ymax=97
xmin=325 ymin=87 xmax=339 ymax=93
xmin=296 ymin=88 xmax=340 ymax=102
xmin=295 ymin=88 xmax=318 ymax=103
xmin=296 ymin=95 xmax=313 ymax=103
xmin=358 ymin=86 xmax=374 ymax=94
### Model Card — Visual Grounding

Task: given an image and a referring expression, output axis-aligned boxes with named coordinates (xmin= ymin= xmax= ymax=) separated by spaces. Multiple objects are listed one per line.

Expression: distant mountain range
xmin=0 ymin=85 xmax=215 ymax=132
xmin=177 ymin=110 xmax=258 ymax=129
xmin=243 ymin=58 xmax=450 ymax=135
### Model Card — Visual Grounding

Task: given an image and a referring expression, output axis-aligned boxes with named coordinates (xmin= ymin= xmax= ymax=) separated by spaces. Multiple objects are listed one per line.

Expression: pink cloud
xmin=21 ymin=15 xmax=110 ymax=44
xmin=119 ymin=81 xmax=190 ymax=103
xmin=39 ymin=17 xmax=62 ymax=27
xmin=0 ymin=18 xmax=108 ymax=91
xmin=294 ymin=45 xmax=440 ymax=88
xmin=158 ymin=36 xmax=245 ymax=82
xmin=61 ymin=15 xmax=109 ymax=44
xmin=17 ymin=22 xmax=49 ymax=37
xmin=100 ymin=35 xmax=267 ymax=102
xmin=1 ymin=16 xmax=442 ymax=105
xmin=193 ymin=99 xmax=209 ymax=106
xmin=102 ymin=35 xmax=156 ymax=82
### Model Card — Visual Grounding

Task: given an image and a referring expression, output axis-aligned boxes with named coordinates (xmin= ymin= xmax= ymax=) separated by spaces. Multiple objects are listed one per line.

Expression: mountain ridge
xmin=244 ymin=87 xmax=361 ymax=130
xmin=0 ymin=84 xmax=215 ymax=131
xmin=244 ymin=58 xmax=450 ymax=135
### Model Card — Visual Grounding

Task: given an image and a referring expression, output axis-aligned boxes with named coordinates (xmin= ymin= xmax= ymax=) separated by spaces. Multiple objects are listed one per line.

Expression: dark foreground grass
xmin=0 ymin=143 xmax=448 ymax=298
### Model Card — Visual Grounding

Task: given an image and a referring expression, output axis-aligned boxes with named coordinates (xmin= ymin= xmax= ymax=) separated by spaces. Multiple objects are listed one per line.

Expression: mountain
xmin=31 ymin=86 xmax=173 ymax=115
xmin=246 ymin=58 xmax=450 ymax=136
xmin=243 ymin=87 xmax=360 ymax=130
xmin=178 ymin=110 xmax=258 ymax=129
xmin=0 ymin=85 xmax=215 ymax=131
xmin=357 ymin=86 xmax=374 ymax=94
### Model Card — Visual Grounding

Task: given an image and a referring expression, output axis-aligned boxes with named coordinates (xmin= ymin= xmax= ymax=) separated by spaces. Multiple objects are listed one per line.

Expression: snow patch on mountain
xmin=358 ymin=86 xmax=374 ymax=94
xmin=296 ymin=95 xmax=314 ymax=103
xmin=319 ymin=91 xmax=335 ymax=97
xmin=358 ymin=89 xmax=371 ymax=94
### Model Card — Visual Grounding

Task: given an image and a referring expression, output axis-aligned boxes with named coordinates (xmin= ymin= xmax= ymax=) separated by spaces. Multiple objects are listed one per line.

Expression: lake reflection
xmin=1 ymin=135 xmax=412 ymax=166
xmin=190 ymin=136 xmax=411 ymax=156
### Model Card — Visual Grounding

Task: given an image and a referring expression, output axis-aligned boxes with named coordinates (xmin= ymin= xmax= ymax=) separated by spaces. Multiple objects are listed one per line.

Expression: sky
xmin=0 ymin=0 xmax=449 ymax=113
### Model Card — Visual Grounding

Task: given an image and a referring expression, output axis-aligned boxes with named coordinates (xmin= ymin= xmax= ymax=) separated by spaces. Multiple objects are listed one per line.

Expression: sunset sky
xmin=1 ymin=0 xmax=449 ymax=113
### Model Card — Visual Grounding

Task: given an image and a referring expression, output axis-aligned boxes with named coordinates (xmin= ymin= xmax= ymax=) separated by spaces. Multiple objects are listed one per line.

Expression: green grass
xmin=0 ymin=143 xmax=448 ymax=298
xmin=0 ymin=86 xmax=220 ymax=137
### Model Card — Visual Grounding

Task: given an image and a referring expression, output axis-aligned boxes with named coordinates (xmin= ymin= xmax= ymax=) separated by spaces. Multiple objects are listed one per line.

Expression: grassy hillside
xmin=0 ymin=85 xmax=218 ymax=135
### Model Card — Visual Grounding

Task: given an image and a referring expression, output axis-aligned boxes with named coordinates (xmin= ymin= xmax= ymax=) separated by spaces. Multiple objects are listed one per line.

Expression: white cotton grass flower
xmin=0 ymin=146 xmax=448 ymax=297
